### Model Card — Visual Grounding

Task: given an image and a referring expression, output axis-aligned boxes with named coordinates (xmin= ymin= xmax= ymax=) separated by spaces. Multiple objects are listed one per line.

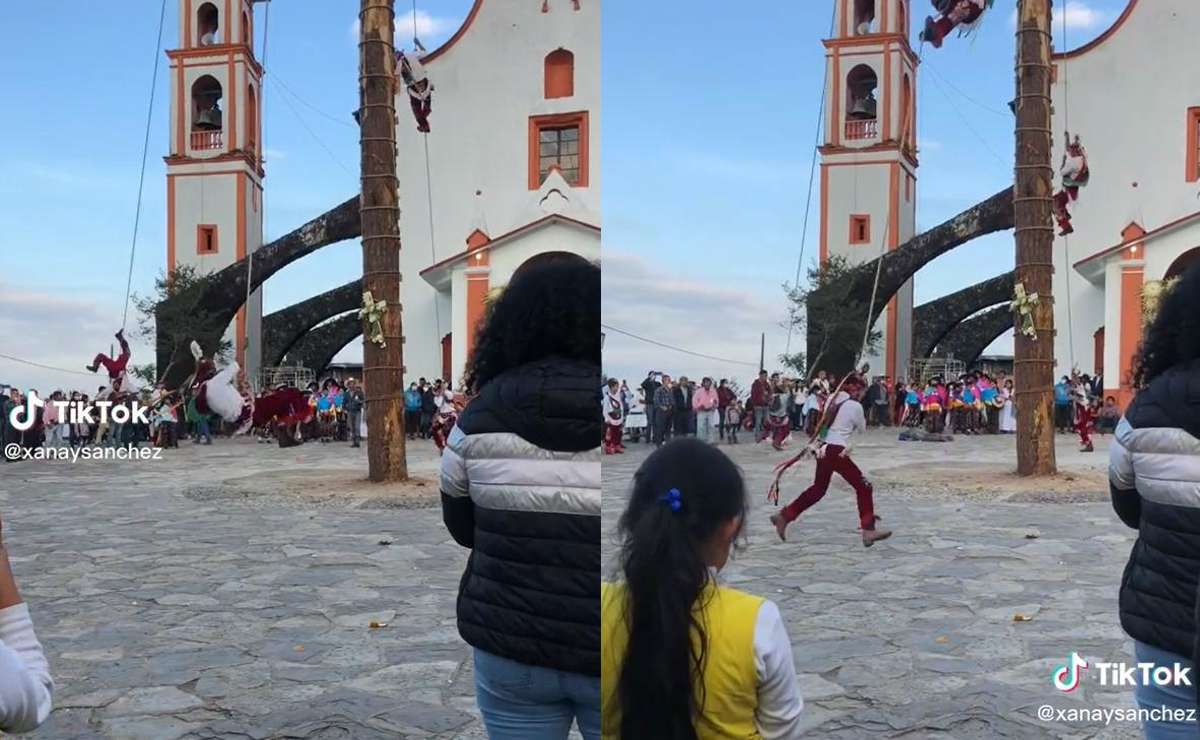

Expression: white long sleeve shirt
xmin=823 ymin=392 xmax=866 ymax=448
xmin=0 ymin=603 xmax=53 ymax=734
xmin=753 ymin=599 xmax=805 ymax=738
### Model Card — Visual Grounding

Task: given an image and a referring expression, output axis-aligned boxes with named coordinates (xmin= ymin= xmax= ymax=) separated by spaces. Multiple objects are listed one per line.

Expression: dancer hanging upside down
xmin=396 ymin=40 xmax=433 ymax=133
xmin=920 ymin=0 xmax=992 ymax=49
xmin=1054 ymin=133 xmax=1090 ymax=236
xmin=769 ymin=374 xmax=893 ymax=548
xmin=86 ymin=329 xmax=131 ymax=392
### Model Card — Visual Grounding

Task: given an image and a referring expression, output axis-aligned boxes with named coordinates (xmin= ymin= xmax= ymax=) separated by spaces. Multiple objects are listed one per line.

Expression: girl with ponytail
xmin=601 ymin=438 xmax=803 ymax=739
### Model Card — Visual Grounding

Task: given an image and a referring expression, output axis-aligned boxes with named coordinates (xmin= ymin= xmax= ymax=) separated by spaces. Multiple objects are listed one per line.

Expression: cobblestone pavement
xmin=603 ymin=430 xmax=1148 ymax=739
xmin=0 ymin=438 xmax=513 ymax=739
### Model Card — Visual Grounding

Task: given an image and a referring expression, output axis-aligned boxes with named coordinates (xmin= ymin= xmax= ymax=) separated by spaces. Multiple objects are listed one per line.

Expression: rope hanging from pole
xmin=120 ymin=0 xmax=169 ymax=332
xmin=1058 ymin=2 xmax=1076 ymax=373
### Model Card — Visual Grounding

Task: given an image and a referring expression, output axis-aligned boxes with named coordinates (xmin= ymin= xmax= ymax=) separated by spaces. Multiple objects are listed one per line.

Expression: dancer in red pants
xmin=770 ymin=374 xmax=893 ymax=548
xmin=397 ymin=40 xmax=433 ymax=133
xmin=1053 ymin=133 xmax=1090 ymax=236
xmin=603 ymin=379 xmax=626 ymax=454
xmin=920 ymin=0 xmax=991 ymax=49
xmin=1074 ymin=391 xmax=1096 ymax=453
xmin=86 ymin=329 xmax=131 ymax=392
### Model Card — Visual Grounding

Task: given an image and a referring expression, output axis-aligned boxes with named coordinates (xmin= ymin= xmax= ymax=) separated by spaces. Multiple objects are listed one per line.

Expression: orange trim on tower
xmin=175 ymin=62 xmax=185 ymax=155
xmin=185 ymin=1 xmax=193 ymax=48
xmin=224 ymin=0 xmax=232 ymax=46
xmin=227 ymin=51 xmax=237 ymax=152
xmin=840 ymin=0 xmax=848 ymax=38
xmin=167 ymin=177 xmax=176 ymax=272
xmin=831 ymin=50 xmax=842 ymax=147
xmin=819 ymin=165 xmax=830 ymax=264
xmin=1186 ymin=107 xmax=1200 ymax=184
xmin=1118 ymin=265 xmax=1143 ymax=400
xmin=236 ymin=172 xmax=247 ymax=369
xmin=465 ymin=267 xmax=490 ymax=366
xmin=883 ymin=40 xmax=893 ymax=142
xmin=881 ymin=0 xmax=889 ymax=35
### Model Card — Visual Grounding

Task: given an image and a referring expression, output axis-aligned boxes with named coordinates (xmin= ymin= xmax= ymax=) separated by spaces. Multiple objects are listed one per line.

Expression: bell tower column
xmin=165 ymin=0 xmax=265 ymax=378
xmin=820 ymin=0 xmax=919 ymax=380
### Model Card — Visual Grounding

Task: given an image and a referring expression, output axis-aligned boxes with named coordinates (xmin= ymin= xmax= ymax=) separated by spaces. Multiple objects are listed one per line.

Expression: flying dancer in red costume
xmin=86 ymin=329 xmax=132 ymax=392
xmin=920 ymin=0 xmax=992 ymax=49
xmin=768 ymin=374 xmax=893 ymax=548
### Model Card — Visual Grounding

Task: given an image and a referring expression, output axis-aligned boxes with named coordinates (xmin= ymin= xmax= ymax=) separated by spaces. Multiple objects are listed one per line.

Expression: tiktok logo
xmin=1053 ymin=652 xmax=1089 ymax=692
xmin=7 ymin=393 xmax=44 ymax=432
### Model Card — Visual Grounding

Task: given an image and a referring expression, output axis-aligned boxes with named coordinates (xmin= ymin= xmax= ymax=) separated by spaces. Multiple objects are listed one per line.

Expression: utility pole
xmin=1013 ymin=0 xmax=1057 ymax=475
xmin=760 ymin=333 xmax=766 ymax=373
xmin=359 ymin=0 xmax=407 ymax=481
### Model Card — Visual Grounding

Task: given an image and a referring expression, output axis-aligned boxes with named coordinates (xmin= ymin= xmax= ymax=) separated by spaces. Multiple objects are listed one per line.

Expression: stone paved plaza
xmin=603 ymin=429 xmax=1148 ymax=739
xmin=0 ymin=437 xmax=503 ymax=739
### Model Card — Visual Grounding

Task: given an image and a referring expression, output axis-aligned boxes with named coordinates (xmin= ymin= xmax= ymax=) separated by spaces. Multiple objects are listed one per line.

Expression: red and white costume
xmin=1054 ymin=136 xmax=1090 ymax=236
xmin=921 ymin=0 xmax=988 ymax=49
xmin=397 ymin=41 xmax=432 ymax=133
xmin=188 ymin=341 xmax=252 ymax=432
xmin=603 ymin=388 xmax=625 ymax=455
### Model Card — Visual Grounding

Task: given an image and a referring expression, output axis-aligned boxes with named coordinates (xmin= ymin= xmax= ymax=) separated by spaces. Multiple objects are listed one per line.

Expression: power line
xmin=0 ymin=353 xmax=97 ymax=378
xmin=601 ymin=325 xmax=758 ymax=368
xmin=266 ymin=76 xmax=357 ymax=178
xmin=925 ymin=68 xmax=1010 ymax=168
xmin=266 ymin=70 xmax=357 ymax=129
xmin=924 ymin=59 xmax=1010 ymax=118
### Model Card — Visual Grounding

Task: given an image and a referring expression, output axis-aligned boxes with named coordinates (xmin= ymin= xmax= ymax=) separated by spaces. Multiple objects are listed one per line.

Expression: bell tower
xmin=820 ymin=0 xmax=918 ymax=381
xmin=165 ymin=0 xmax=264 ymax=378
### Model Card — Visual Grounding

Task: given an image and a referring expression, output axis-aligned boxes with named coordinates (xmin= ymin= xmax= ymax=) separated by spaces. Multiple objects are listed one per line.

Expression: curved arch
xmin=156 ymin=196 xmax=362 ymax=389
xmin=284 ymin=313 xmax=362 ymax=376
xmin=191 ymin=75 xmax=223 ymax=130
xmin=936 ymin=305 xmax=1013 ymax=367
xmin=1052 ymin=0 xmax=1139 ymax=61
xmin=544 ymin=49 xmax=574 ymax=99
xmin=1165 ymin=246 xmax=1200 ymax=280
xmin=262 ymin=279 xmax=363 ymax=367
xmin=913 ymin=271 xmax=1013 ymax=358
xmin=421 ymin=0 xmax=485 ymax=64
xmin=806 ymin=186 xmax=1014 ymax=374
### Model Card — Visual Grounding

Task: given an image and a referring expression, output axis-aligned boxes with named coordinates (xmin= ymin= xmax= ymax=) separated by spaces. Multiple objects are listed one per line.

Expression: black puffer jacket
xmin=439 ymin=357 xmax=601 ymax=676
xmin=1109 ymin=359 xmax=1200 ymax=677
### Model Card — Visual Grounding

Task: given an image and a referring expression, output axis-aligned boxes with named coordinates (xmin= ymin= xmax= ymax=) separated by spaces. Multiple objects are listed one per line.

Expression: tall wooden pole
xmin=359 ymin=0 xmax=408 ymax=481
xmin=1013 ymin=0 xmax=1057 ymax=476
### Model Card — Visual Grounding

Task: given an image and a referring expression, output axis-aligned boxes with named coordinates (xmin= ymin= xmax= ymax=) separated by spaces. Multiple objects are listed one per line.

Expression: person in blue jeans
xmin=1108 ymin=261 xmax=1200 ymax=740
xmin=1053 ymin=376 xmax=1072 ymax=432
xmin=439 ymin=256 xmax=600 ymax=739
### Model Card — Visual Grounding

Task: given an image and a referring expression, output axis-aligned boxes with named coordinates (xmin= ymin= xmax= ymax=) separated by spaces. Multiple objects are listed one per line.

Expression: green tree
xmin=133 ymin=265 xmax=231 ymax=382
xmin=784 ymin=255 xmax=881 ymax=378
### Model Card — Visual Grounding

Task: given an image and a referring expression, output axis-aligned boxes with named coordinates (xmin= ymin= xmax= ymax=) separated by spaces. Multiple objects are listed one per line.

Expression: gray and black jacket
xmin=1108 ymin=359 xmax=1200 ymax=682
xmin=440 ymin=357 xmax=601 ymax=677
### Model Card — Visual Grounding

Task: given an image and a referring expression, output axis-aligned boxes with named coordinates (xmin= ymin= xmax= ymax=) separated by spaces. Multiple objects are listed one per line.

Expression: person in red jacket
xmin=749 ymin=370 xmax=771 ymax=442
xmin=716 ymin=378 xmax=736 ymax=441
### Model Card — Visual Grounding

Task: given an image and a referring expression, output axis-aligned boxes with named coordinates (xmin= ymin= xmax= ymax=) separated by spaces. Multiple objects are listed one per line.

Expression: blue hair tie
xmin=658 ymin=487 xmax=683 ymax=513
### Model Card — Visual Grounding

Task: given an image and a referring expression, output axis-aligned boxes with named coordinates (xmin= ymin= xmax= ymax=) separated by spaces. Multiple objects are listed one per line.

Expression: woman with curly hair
xmin=1108 ymin=261 xmax=1200 ymax=739
xmin=439 ymin=255 xmax=600 ymax=739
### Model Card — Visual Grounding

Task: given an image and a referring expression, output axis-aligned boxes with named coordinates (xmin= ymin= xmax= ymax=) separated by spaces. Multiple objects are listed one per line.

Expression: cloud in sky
xmin=603 ymin=249 xmax=789 ymax=386
xmin=1009 ymin=1 xmax=1111 ymax=32
xmin=349 ymin=11 xmax=459 ymax=45
xmin=0 ymin=284 xmax=145 ymax=393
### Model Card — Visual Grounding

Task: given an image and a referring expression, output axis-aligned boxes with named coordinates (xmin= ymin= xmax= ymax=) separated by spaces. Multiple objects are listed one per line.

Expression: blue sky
xmin=601 ymin=0 xmax=1131 ymax=387
xmin=0 ymin=0 xmax=1131 ymax=392
xmin=0 ymin=0 xmax=472 ymax=391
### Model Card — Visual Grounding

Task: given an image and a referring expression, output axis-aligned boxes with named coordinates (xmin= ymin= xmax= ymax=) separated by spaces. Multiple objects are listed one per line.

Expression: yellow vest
xmin=601 ymin=581 xmax=764 ymax=739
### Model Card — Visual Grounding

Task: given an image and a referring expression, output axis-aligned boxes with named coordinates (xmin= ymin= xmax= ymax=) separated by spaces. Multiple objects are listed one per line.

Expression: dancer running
xmin=769 ymin=374 xmax=892 ymax=547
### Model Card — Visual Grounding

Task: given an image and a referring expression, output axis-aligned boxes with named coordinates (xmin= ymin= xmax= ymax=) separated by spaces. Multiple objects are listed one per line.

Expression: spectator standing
xmin=750 ymin=370 xmax=771 ymax=441
xmin=653 ymin=376 xmax=674 ymax=447
xmin=692 ymin=377 xmax=720 ymax=444
xmin=717 ymin=378 xmax=735 ymax=440
xmin=672 ymin=376 xmax=694 ymax=438
xmin=344 ymin=378 xmax=365 ymax=448
xmin=640 ymin=372 xmax=661 ymax=446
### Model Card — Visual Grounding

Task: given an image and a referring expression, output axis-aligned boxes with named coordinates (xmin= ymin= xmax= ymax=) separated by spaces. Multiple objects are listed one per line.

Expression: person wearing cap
xmin=769 ymin=374 xmax=893 ymax=548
